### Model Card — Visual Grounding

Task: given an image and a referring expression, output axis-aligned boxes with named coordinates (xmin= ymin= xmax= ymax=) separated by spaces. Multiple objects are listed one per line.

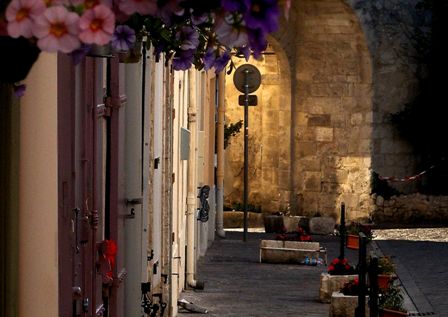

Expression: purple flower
xmin=191 ymin=13 xmax=209 ymax=25
xmin=244 ymin=0 xmax=279 ymax=33
xmin=177 ymin=26 xmax=200 ymax=50
xmin=247 ymin=27 xmax=267 ymax=58
xmin=203 ymin=47 xmax=217 ymax=71
xmin=221 ymin=0 xmax=249 ymax=12
xmin=214 ymin=14 xmax=248 ymax=48
xmin=157 ymin=0 xmax=186 ymax=25
xmin=213 ymin=50 xmax=231 ymax=73
xmin=13 ymin=83 xmax=26 ymax=97
xmin=172 ymin=49 xmax=195 ymax=71
xmin=111 ymin=25 xmax=136 ymax=52
xmin=238 ymin=45 xmax=251 ymax=61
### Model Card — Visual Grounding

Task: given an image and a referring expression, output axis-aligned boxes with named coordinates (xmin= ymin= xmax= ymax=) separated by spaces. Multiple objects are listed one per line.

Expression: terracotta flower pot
xmin=0 ymin=37 xmax=40 ymax=83
xmin=346 ymin=234 xmax=359 ymax=250
xmin=380 ymin=308 xmax=408 ymax=317
xmin=377 ymin=274 xmax=393 ymax=289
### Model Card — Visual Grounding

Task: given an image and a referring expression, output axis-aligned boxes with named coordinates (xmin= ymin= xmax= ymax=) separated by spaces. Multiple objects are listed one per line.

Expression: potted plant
xmin=376 ymin=256 xmax=396 ymax=290
xmin=328 ymin=257 xmax=357 ymax=276
xmin=340 ymin=277 xmax=361 ymax=296
xmin=276 ymin=226 xmax=312 ymax=242
xmin=346 ymin=222 xmax=373 ymax=249
xmin=330 ymin=277 xmax=369 ymax=317
xmin=379 ymin=285 xmax=408 ymax=317
xmin=320 ymin=257 xmax=357 ymax=303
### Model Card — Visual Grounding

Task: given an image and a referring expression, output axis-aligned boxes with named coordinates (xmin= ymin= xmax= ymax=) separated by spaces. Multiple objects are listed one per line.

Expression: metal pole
xmin=369 ymin=255 xmax=379 ymax=317
xmin=339 ymin=202 xmax=346 ymax=259
xmin=243 ymin=69 xmax=249 ymax=242
xmin=356 ymin=232 xmax=367 ymax=317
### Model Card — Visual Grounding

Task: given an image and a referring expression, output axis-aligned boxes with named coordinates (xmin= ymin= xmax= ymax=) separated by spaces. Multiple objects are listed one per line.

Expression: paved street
xmin=178 ymin=231 xmax=359 ymax=317
xmin=178 ymin=229 xmax=448 ymax=317
xmin=375 ymin=228 xmax=448 ymax=317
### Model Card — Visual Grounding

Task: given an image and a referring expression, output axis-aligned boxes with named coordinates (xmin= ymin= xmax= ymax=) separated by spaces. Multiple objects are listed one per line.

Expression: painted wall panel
xmin=20 ymin=53 xmax=59 ymax=317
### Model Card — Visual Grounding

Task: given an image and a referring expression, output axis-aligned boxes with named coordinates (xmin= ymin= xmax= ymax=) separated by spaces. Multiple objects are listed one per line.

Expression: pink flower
xmin=34 ymin=6 xmax=81 ymax=53
xmin=118 ymin=0 xmax=157 ymax=16
xmin=6 ymin=0 xmax=46 ymax=38
xmin=79 ymin=4 xmax=115 ymax=45
xmin=70 ymin=0 xmax=112 ymax=9
xmin=44 ymin=0 xmax=70 ymax=5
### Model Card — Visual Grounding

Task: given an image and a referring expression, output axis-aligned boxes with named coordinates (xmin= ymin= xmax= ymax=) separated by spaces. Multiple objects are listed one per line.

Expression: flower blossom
xmin=177 ymin=26 xmax=199 ymax=51
xmin=214 ymin=14 xmax=249 ymax=48
xmin=157 ymin=0 xmax=185 ymax=25
xmin=44 ymin=0 xmax=70 ymax=5
xmin=6 ymin=0 xmax=46 ymax=38
xmin=70 ymin=0 xmax=112 ymax=9
xmin=111 ymin=24 xmax=136 ymax=51
xmin=13 ymin=83 xmax=27 ymax=97
xmin=79 ymin=4 xmax=115 ymax=45
xmin=213 ymin=50 xmax=231 ymax=73
xmin=118 ymin=0 xmax=157 ymax=16
xmin=221 ymin=0 xmax=249 ymax=12
xmin=172 ymin=49 xmax=195 ymax=71
xmin=244 ymin=0 xmax=279 ymax=33
xmin=33 ymin=5 xmax=81 ymax=53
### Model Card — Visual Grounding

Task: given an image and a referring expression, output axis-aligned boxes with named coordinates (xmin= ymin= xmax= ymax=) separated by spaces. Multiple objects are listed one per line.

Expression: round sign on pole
xmin=233 ymin=64 xmax=261 ymax=93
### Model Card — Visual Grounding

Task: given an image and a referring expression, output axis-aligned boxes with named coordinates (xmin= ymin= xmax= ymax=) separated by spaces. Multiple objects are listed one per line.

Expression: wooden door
xmin=58 ymin=56 xmax=126 ymax=317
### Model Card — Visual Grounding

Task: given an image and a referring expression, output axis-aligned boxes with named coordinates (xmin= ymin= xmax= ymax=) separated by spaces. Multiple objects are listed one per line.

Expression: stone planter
xmin=330 ymin=292 xmax=369 ymax=317
xmin=309 ymin=216 xmax=335 ymax=235
xmin=223 ymin=211 xmax=263 ymax=228
xmin=319 ymin=273 xmax=358 ymax=303
xmin=263 ymin=215 xmax=308 ymax=233
xmin=259 ymin=240 xmax=321 ymax=264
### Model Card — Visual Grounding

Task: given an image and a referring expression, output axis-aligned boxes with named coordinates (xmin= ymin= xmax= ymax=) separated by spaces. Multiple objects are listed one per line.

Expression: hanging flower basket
xmin=346 ymin=234 xmax=359 ymax=250
xmin=0 ymin=36 xmax=40 ymax=83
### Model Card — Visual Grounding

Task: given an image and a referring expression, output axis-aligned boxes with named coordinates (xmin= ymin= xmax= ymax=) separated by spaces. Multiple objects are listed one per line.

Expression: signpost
xmin=233 ymin=64 xmax=261 ymax=242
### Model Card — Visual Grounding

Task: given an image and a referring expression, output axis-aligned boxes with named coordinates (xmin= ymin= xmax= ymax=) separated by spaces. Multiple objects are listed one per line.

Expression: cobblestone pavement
xmin=374 ymin=228 xmax=448 ymax=317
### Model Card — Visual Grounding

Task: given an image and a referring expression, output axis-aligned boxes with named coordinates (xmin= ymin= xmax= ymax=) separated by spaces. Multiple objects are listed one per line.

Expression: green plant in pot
xmin=379 ymin=285 xmax=407 ymax=317
xmin=345 ymin=221 xmax=373 ymax=249
xmin=376 ymin=256 xmax=397 ymax=289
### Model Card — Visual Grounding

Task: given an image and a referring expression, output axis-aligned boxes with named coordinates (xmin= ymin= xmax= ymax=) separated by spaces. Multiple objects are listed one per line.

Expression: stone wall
xmin=224 ymin=0 xmax=435 ymax=221
xmin=373 ymin=194 xmax=448 ymax=224
xmin=224 ymin=49 xmax=292 ymax=212
xmin=346 ymin=0 xmax=431 ymax=194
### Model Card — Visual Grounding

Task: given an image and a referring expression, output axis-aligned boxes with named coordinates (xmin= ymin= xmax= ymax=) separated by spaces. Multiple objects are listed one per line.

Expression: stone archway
xmin=224 ymin=0 xmax=374 ymax=220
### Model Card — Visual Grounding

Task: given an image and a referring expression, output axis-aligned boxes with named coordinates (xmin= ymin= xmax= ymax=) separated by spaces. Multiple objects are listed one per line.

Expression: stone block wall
xmin=224 ymin=0 xmax=440 ymax=222
xmin=287 ymin=0 xmax=374 ymax=218
xmin=224 ymin=48 xmax=292 ymax=213
xmin=372 ymin=194 xmax=448 ymax=223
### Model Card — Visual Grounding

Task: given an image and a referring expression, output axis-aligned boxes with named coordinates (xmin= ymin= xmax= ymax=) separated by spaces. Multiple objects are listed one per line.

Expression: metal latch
xmin=125 ymin=198 xmax=143 ymax=219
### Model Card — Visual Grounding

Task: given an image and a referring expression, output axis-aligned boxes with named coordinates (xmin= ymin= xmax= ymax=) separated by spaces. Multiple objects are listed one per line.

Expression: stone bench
xmin=259 ymin=240 xmax=325 ymax=264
